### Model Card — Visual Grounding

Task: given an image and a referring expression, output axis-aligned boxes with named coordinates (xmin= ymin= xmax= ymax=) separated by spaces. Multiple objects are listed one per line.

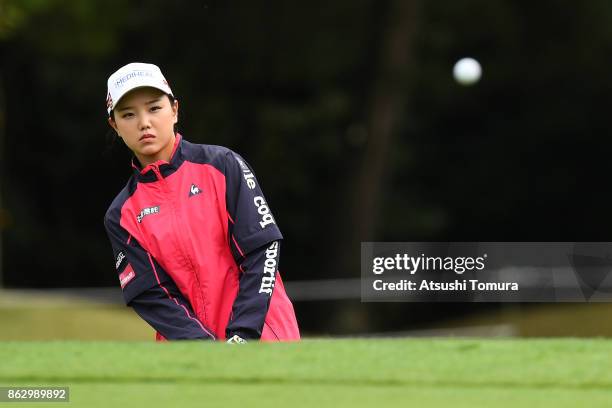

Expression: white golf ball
xmin=453 ymin=57 xmax=482 ymax=86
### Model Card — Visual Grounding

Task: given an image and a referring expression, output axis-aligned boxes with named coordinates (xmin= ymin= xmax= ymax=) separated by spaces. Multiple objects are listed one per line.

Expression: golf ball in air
xmin=453 ymin=58 xmax=482 ymax=86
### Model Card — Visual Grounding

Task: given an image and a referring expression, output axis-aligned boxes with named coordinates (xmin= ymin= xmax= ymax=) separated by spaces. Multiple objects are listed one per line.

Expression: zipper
xmin=149 ymin=163 xmax=212 ymax=336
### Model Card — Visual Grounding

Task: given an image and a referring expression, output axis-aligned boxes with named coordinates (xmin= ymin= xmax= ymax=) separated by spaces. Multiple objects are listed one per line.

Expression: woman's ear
xmin=173 ymin=99 xmax=179 ymax=124
xmin=108 ymin=116 xmax=121 ymax=137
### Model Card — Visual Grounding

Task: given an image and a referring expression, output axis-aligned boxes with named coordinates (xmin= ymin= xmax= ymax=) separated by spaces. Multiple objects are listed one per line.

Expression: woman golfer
xmin=104 ymin=62 xmax=300 ymax=343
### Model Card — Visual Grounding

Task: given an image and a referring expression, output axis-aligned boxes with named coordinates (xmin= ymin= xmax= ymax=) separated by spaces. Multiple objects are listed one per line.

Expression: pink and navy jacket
xmin=104 ymin=134 xmax=300 ymax=341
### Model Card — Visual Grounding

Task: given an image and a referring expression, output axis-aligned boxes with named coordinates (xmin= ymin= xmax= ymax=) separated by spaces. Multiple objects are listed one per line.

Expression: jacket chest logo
xmin=189 ymin=184 xmax=202 ymax=197
xmin=136 ymin=206 xmax=160 ymax=223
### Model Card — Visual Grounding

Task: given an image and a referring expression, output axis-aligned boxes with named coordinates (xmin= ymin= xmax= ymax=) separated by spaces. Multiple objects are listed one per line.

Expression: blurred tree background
xmin=2 ymin=0 xmax=612 ymax=335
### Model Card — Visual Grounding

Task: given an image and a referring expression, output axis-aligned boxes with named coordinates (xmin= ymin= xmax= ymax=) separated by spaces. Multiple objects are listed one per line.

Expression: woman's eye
xmin=151 ymin=106 xmax=162 ymax=112
xmin=121 ymin=112 xmax=134 ymax=119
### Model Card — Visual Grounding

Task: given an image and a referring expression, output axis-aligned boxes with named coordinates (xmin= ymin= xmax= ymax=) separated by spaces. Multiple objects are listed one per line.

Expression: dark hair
xmin=109 ymin=93 xmax=178 ymax=134
xmin=109 ymin=93 xmax=176 ymax=120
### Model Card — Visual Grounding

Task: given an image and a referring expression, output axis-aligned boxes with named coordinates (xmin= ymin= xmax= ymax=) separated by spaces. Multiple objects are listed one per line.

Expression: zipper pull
xmin=150 ymin=164 xmax=163 ymax=181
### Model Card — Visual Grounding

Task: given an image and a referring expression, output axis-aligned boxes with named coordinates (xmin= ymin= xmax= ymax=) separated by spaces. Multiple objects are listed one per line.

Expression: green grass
xmin=0 ymin=290 xmax=154 ymax=341
xmin=1 ymin=339 xmax=612 ymax=407
xmin=0 ymin=306 xmax=153 ymax=340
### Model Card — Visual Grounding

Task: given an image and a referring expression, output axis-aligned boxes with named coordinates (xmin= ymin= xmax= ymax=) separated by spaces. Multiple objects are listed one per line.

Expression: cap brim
xmin=108 ymin=85 xmax=172 ymax=115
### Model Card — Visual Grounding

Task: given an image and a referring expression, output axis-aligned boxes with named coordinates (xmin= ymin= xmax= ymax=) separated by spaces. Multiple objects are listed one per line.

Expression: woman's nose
xmin=138 ymin=114 xmax=151 ymax=130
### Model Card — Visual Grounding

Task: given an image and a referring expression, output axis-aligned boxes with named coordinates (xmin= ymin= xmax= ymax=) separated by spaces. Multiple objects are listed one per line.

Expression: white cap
xmin=106 ymin=62 xmax=173 ymax=114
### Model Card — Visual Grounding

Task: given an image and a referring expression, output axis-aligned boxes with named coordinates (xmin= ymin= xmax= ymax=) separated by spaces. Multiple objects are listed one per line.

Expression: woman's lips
xmin=139 ymin=134 xmax=155 ymax=141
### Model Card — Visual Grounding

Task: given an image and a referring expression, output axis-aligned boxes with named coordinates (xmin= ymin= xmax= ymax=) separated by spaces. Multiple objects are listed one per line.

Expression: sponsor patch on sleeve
xmin=119 ymin=264 xmax=136 ymax=289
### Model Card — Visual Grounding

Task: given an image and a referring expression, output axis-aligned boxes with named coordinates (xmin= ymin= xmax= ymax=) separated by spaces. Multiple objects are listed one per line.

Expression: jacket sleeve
xmin=224 ymin=151 xmax=284 ymax=339
xmin=104 ymin=214 xmax=216 ymax=340
xmin=226 ymin=240 xmax=281 ymax=340
xmin=225 ymin=151 xmax=283 ymax=256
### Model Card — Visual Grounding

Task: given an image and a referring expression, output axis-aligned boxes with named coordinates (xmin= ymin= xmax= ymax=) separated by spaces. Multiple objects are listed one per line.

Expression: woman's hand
xmin=226 ymin=335 xmax=247 ymax=344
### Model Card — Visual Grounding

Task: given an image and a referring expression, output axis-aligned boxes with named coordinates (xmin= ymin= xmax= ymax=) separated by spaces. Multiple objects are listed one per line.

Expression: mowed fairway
xmin=1 ymin=338 xmax=612 ymax=407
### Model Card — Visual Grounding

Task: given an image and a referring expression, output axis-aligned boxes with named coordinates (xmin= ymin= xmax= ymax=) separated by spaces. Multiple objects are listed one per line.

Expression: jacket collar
xmin=131 ymin=133 xmax=185 ymax=182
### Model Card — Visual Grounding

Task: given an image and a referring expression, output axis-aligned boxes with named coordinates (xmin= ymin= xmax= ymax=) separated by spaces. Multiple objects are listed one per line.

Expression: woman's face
xmin=108 ymin=87 xmax=178 ymax=166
